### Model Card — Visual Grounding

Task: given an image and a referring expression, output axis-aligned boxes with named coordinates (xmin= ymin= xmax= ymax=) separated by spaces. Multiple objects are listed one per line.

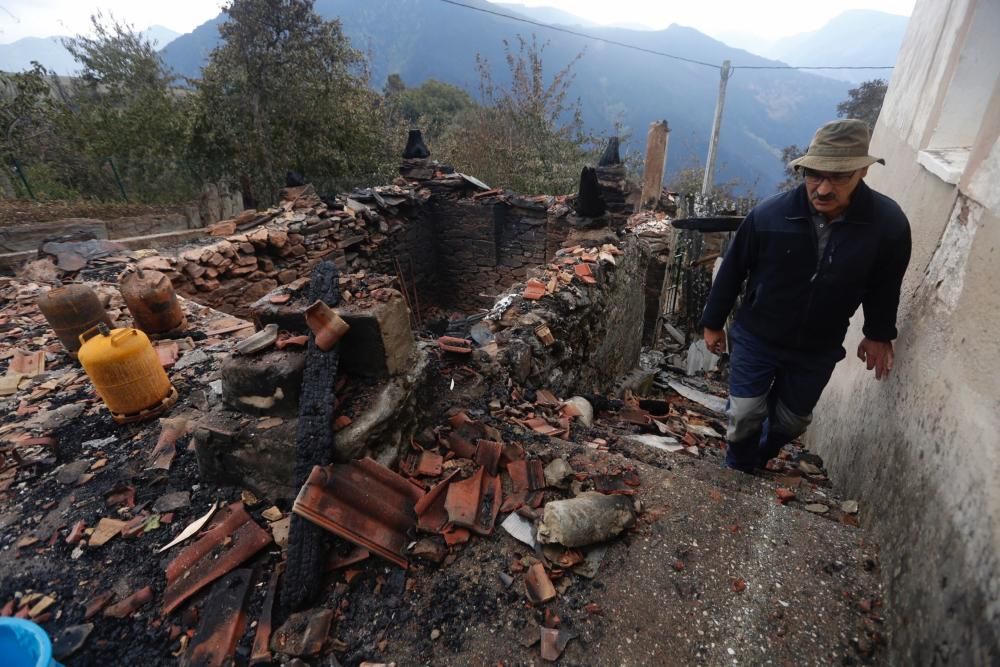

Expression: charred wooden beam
xmin=282 ymin=260 xmax=342 ymax=610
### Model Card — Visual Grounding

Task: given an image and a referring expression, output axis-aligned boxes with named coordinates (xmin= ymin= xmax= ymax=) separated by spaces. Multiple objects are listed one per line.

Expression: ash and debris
xmin=0 ymin=166 xmax=886 ymax=666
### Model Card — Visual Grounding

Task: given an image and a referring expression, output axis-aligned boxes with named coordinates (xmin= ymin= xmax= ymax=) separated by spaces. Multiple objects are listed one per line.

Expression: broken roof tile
xmin=444 ymin=467 xmax=502 ymax=536
xmin=415 ymin=449 xmax=443 ymax=477
xmin=10 ymin=349 xmax=45 ymax=377
xmin=293 ymin=458 xmax=425 ymax=569
xmin=445 ymin=431 xmax=477 ymax=459
xmin=573 ymin=262 xmax=597 ymax=285
xmin=443 ymin=526 xmax=471 ymax=546
xmin=525 ymin=563 xmax=557 ymax=604
xmin=501 ymin=458 xmax=546 ymax=513
xmin=163 ymin=502 xmax=272 ymax=615
xmin=104 ymin=586 xmax=153 ymax=618
xmin=522 ymin=279 xmax=547 ymax=300
xmin=414 ymin=470 xmax=459 ymax=534
xmin=534 ymin=389 xmax=560 ymax=406
xmin=84 ymin=591 xmax=114 ymax=620
xmin=474 ymin=440 xmax=503 ymax=476
xmin=184 ymin=568 xmax=253 ymax=667
xmin=437 ymin=336 xmax=472 ymax=354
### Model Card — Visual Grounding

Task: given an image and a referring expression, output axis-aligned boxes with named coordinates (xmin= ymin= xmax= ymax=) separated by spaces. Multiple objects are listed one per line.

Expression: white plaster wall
xmin=808 ymin=1 xmax=1000 ymax=660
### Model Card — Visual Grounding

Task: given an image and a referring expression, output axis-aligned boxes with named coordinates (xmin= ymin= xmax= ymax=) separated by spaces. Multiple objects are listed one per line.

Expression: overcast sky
xmin=0 ymin=0 xmax=915 ymax=45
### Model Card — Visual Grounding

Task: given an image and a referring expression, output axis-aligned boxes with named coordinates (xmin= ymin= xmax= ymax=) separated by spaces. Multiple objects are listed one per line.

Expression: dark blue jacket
xmin=699 ymin=181 xmax=911 ymax=351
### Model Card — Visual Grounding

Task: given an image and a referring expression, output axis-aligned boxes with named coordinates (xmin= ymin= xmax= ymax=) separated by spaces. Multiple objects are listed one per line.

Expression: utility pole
xmin=701 ymin=60 xmax=732 ymax=196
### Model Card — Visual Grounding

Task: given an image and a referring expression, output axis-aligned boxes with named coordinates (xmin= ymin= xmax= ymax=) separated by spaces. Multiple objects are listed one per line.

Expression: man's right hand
xmin=704 ymin=327 xmax=727 ymax=355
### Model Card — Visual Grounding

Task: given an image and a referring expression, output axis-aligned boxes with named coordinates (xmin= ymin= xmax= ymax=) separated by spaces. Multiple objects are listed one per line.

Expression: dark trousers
xmin=724 ymin=322 xmax=844 ymax=472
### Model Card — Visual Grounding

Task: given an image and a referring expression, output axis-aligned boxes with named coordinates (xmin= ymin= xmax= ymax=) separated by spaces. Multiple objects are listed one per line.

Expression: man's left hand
xmin=857 ymin=338 xmax=894 ymax=380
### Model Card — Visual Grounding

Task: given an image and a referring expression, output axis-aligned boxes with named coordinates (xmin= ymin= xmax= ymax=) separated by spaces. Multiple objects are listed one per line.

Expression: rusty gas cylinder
xmin=37 ymin=284 xmax=113 ymax=357
xmin=119 ymin=267 xmax=186 ymax=334
xmin=77 ymin=323 xmax=177 ymax=424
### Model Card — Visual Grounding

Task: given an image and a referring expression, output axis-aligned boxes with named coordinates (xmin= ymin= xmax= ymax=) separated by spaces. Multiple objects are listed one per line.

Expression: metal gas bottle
xmin=119 ymin=267 xmax=186 ymax=334
xmin=36 ymin=284 xmax=112 ymax=356
xmin=77 ymin=324 xmax=177 ymax=424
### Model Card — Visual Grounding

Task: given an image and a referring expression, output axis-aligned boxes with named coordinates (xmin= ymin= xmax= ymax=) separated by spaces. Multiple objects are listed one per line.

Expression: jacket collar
xmin=785 ymin=181 xmax=875 ymax=225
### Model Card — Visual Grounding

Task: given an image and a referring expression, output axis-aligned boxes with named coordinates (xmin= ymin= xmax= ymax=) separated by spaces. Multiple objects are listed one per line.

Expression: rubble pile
xmin=136 ymin=184 xmax=416 ymax=317
xmin=0 ymin=149 xmax=885 ymax=664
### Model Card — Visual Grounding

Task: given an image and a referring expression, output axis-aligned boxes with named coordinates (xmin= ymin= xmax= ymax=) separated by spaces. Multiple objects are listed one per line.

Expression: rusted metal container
xmin=119 ymin=267 xmax=186 ymax=334
xmin=36 ymin=284 xmax=113 ymax=357
xmin=77 ymin=324 xmax=177 ymax=424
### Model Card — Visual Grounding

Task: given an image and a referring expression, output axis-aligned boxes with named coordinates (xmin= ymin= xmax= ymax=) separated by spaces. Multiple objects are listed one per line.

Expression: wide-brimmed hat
xmin=788 ymin=119 xmax=885 ymax=172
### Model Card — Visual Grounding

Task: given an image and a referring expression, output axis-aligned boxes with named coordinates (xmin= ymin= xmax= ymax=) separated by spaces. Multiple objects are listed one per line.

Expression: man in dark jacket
xmin=700 ymin=119 xmax=911 ymax=473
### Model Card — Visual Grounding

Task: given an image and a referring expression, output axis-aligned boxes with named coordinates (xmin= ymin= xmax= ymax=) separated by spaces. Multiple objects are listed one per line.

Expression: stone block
xmin=243 ymin=279 xmax=279 ymax=302
xmin=268 ymin=230 xmax=288 ymax=248
xmin=338 ymin=289 xmax=413 ymax=378
xmin=194 ymin=345 xmax=434 ymax=500
xmin=220 ymin=348 xmax=306 ymax=417
xmin=193 ymin=414 xmax=298 ymax=501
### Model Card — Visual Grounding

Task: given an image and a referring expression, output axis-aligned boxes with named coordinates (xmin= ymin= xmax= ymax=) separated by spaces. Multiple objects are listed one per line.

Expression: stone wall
xmin=429 ymin=198 xmax=564 ymax=311
xmin=492 ymin=233 xmax=648 ymax=396
xmin=154 ymin=184 xmax=576 ymax=320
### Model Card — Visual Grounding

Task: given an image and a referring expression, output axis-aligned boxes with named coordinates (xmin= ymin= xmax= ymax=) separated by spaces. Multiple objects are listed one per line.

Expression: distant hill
xmin=494 ymin=3 xmax=653 ymax=31
xmin=0 ymin=25 xmax=180 ymax=75
xmin=0 ymin=36 xmax=75 ymax=74
xmin=143 ymin=26 xmax=183 ymax=50
xmin=161 ymin=0 xmax=857 ymax=195
xmin=766 ymin=10 xmax=907 ymax=83
xmin=493 ymin=3 xmax=597 ymax=27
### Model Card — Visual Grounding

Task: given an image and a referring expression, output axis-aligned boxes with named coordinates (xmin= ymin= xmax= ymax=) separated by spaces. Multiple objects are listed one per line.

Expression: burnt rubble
xmin=0 ymin=145 xmax=884 ymax=666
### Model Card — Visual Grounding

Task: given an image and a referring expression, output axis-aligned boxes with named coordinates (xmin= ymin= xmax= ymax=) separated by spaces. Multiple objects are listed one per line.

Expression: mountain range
xmin=2 ymin=2 xmax=910 ymax=194
xmin=0 ymin=25 xmax=180 ymax=75
xmin=763 ymin=10 xmax=907 ymax=83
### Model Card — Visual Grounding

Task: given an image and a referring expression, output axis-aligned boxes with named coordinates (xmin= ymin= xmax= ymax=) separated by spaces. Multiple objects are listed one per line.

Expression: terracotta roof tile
xmin=293 ymin=458 xmax=425 ymax=568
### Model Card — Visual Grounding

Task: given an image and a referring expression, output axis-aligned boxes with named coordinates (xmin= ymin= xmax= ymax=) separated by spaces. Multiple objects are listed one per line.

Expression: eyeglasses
xmin=802 ymin=168 xmax=856 ymax=185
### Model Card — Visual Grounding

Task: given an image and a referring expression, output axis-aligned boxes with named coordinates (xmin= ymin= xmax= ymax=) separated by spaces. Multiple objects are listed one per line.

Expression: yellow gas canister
xmin=77 ymin=324 xmax=178 ymax=424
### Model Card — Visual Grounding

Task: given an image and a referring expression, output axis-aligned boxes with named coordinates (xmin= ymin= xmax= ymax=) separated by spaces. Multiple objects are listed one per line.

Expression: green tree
xmin=59 ymin=13 xmax=196 ymax=201
xmin=777 ymin=144 xmax=805 ymax=192
xmin=394 ymin=78 xmax=475 ymax=139
xmin=837 ymin=79 xmax=888 ymax=129
xmin=436 ymin=35 xmax=593 ymax=194
xmin=192 ymin=0 xmax=386 ymax=205
xmin=383 ymin=73 xmax=406 ymax=98
xmin=0 ymin=63 xmax=56 ymax=197
xmin=667 ymin=163 xmax=743 ymax=199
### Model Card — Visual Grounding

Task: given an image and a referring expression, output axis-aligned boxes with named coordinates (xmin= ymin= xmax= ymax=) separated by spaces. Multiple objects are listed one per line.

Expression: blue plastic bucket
xmin=0 ymin=618 xmax=61 ymax=667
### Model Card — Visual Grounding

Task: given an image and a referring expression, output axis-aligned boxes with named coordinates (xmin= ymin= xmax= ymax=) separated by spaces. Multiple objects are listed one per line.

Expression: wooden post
xmin=701 ymin=60 xmax=732 ymax=196
xmin=639 ymin=120 xmax=670 ymax=210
